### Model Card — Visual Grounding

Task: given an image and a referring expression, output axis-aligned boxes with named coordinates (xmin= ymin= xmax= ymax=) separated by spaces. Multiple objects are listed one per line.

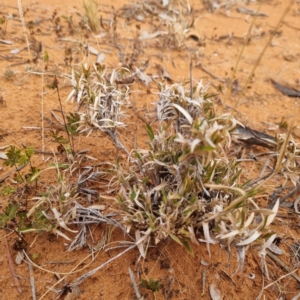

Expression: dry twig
xmin=5 ymin=237 xmax=23 ymax=294
xmin=129 ymin=268 xmax=143 ymax=300
xmin=267 ymin=250 xmax=300 ymax=283
xmin=27 ymin=256 xmax=36 ymax=300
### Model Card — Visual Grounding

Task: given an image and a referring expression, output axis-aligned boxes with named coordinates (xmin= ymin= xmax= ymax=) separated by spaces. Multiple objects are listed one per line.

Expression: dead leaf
xmin=11 ymin=49 xmax=21 ymax=54
xmin=0 ymin=152 xmax=7 ymax=160
xmin=0 ymin=39 xmax=13 ymax=45
xmin=139 ymin=30 xmax=168 ymax=40
xmin=268 ymin=243 xmax=284 ymax=255
xmin=88 ymin=45 xmax=99 ymax=56
xmin=15 ymin=251 xmax=24 ymax=265
xmin=96 ymin=53 xmax=105 ymax=64
xmin=135 ymin=67 xmax=152 ymax=85
xmin=209 ymin=283 xmax=222 ymax=300
xmin=65 ymin=286 xmax=81 ymax=300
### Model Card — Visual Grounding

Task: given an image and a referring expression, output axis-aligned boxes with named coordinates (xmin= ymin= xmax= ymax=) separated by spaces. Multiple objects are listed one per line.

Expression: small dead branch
xmin=263 ymin=268 xmax=298 ymax=290
xmin=0 ymin=163 xmax=28 ymax=184
xmin=201 ymin=267 xmax=206 ymax=296
xmin=266 ymin=250 xmax=300 ymax=283
xmin=46 ymin=260 xmax=77 ymax=265
xmin=69 ymin=244 xmax=136 ymax=287
xmin=129 ymin=268 xmax=143 ymax=300
xmin=27 ymin=257 xmax=36 ymax=300
xmin=5 ymin=237 xmax=23 ymax=294
xmin=196 ymin=63 xmax=226 ymax=83
xmin=282 ymin=21 xmax=300 ymax=31
xmin=281 ymin=185 xmax=300 ymax=203
xmin=236 ymin=7 xmax=269 ymax=17
xmin=21 ymin=143 xmax=61 ymax=155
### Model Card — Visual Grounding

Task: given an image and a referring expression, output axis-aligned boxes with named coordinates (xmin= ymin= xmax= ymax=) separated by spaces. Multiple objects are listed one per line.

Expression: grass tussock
xmin=66 ymin=63 xmax=299 ymax=274
xmin=82 ymin=0 xmax=100 ymax=32
xmin=110 ymin=80 xmax=285 ymax=268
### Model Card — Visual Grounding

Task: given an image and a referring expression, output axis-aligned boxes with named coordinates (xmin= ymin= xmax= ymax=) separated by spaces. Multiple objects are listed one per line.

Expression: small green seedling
xmin=0 ymin=184 xmax=16 ymax=196
xmin=139 ymin=278 xmax=163 ymax=292
xmin=67 ymin=112 xmax=80 ymax=136
xmin=32 ymin=253 xmax=40 ymax=260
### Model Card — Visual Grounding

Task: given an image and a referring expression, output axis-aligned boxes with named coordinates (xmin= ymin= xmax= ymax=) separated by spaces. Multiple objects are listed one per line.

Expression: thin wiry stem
xmin=41 ymin=47 xmax=45 ymax=160
xmin=223 ymin=2 xmax=262 ymax=111
xmin=227 ymin=0 xmax=294 ymax=116
xmin=53 ymin=76 xmax=75 ymax=154
xmin=70 ymin=244 xmax=136 ymax=287
xmin=17 ymin=0 xmax=30 ymax=55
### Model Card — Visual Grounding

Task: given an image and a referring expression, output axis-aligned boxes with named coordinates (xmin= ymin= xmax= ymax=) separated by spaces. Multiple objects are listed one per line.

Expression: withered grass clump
xmin=68 ymin=64 xmax=298 ymax=271
xmin=111 ymin=80 xmax=286 ymax=267
xmin=67 ymin=64 xmax=130 ymax=151
xmin=81 ymin=0 xmax=100 ymax=32
xmin=26 ymin=165 xmax=80 ymax=241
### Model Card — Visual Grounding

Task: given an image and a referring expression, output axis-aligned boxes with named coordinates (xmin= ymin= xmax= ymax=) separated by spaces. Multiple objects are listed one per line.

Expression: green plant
xmin=0 ymin=159 xmax=75 ymax=236
xmin=48 ymin=129 xmax=71 ymax=155
xmin=279 ymin=117 xmax=288 ymax=129
xmin=19 ymin=163 xmax=80 ymax=239
xmin=66 ymin=112 xmax=80 ymax=136
xmin=43 ymin=50 xmax=49 ymax=69
xmin=32 ymin=253 xmax=40 ymax=260
xmin=3 ymin=145 xmax=40 ymax=184
xmin=0 ymin=201 xmax=19 ymax=229
xmin=48 ymin=76 xmax=75 ymax=155
xmin=0 ymin=184 xmax=16 ymax=196
xmin=139 ymin=278 xmax=162 ymax=292
xmin=0 ymin=152 xmax=111 ymax=249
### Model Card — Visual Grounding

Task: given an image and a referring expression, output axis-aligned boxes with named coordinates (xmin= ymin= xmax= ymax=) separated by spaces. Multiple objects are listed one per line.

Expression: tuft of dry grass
xmin=107 ymin=79 xmax=292 ymax=270
xmin=82 ymin=0 xmax=100 ymax=32
xmin=67 ymin=64 xmax=131 ymax=152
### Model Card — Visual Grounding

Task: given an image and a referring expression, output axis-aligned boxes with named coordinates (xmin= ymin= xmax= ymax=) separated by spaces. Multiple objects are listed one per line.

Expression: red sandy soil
xmin=0 ymin=0 xmax=299 ymax=299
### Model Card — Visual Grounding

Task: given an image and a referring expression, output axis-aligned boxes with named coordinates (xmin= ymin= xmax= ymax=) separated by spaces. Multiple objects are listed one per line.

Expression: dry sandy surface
xmin=0 ymin=0 xmax=300 ymax=299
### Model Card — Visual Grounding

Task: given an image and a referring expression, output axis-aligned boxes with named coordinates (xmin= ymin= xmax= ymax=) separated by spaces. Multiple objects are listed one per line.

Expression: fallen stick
xmin=267 ymin=250 xmax=300 ymax=283
xmin=70 ymin=244 xmax=136 ymax=287
xmin=4 ymin=237 xmax=23 ymax=294
xmin=0 ymin=163 xmax=28 ymax=184
xmin=196 ymin=63 xmax=226 ymax=83
xmin=27 ymin=256 xmax=36 ymax=300
xmin=129 ymin=268 xmax=143 ymax=300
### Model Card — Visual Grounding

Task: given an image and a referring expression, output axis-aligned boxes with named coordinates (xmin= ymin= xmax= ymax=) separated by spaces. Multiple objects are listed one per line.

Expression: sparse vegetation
xmin=0 ymin=0 xmax=299 ymax=299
